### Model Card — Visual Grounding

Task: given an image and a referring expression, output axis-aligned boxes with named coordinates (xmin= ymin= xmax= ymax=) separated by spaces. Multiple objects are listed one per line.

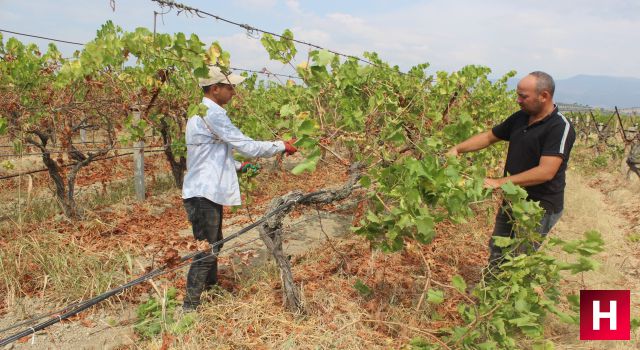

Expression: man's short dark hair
xmin=529 ymin=71 xmax=555 ymax=97
xmin=202 ymin=84 xmax=213 ymax=94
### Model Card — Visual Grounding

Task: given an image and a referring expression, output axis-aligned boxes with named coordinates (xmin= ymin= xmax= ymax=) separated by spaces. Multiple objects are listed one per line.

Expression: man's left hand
xmin=483 ymin=177 xmax=506 ymax=189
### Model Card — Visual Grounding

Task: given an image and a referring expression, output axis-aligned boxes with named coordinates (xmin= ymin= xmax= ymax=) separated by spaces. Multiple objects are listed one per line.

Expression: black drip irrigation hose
xmin=0 ymin=196 xmax=306 ymax=346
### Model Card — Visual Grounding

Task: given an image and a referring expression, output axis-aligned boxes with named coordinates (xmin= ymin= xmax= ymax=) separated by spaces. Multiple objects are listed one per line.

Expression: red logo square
xmin=580 ymin=290 xmax=630 ymax=340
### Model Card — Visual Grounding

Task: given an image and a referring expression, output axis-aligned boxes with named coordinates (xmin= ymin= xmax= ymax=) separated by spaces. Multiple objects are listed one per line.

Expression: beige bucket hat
xmin=198 ymin=66 xmax=246 ymax=87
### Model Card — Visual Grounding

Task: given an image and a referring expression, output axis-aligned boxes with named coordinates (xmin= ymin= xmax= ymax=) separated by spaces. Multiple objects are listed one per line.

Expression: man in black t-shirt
xmin=447 ymin=71 xmax=576 ymax=266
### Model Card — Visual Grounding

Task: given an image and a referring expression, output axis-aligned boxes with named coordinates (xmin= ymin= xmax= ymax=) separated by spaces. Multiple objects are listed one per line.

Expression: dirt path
xmin=548 ymin=169 xmax=640 ymax=349
xmin=0 ymin=308 xmax=137 ymax=350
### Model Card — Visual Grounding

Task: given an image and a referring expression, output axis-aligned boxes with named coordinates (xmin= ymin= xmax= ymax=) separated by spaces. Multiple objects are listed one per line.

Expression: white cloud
xmin=274 ymin=0 xmax=640 ymax=78
xmin=289 ymin=28 xmax=331 ymax=46
xmin=326 ymin=13 xmax=366 ymax=30
xmin=233 ymin=0 xmax=278 ymax=10
xmin=285 ymin=0 xmax=302 ymax=14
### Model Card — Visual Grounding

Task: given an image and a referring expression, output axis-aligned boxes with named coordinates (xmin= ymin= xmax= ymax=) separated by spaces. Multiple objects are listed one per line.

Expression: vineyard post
xmin=80 ymin=128 xmax=87 ymax=144
xmin=131 ymin=106 xmax=146 ymax=201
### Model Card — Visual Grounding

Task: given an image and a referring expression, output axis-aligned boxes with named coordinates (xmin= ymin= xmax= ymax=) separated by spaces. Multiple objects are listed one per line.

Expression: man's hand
xmin=283 ymin=138 xmax=298 ymax=156
xmin=446 ymin=146 xmax=459 ymax=157
xmin=483 ymin=177 xmax=506 ymax=189
xmin=446 ymin=131 xmax=501 ymax=158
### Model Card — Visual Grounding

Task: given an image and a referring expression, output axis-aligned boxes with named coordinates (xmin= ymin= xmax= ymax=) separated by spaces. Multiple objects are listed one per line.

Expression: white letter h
xmin=593 ymin=300 xmax=617 ymax=331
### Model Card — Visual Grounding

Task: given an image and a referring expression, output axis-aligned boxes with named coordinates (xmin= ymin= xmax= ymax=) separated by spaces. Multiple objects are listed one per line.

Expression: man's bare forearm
xmin=451 ymin=131 xmax=500 ymax=154
xmin=502 ymin=166 xmax=555 ymax=187
xmin=485 ymin=156 xmax=563 ymax=188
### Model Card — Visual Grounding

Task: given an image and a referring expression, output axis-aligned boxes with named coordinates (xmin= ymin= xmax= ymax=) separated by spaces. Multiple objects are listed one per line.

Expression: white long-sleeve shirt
xmin=182 ymin=97 xmax=285 ymax=206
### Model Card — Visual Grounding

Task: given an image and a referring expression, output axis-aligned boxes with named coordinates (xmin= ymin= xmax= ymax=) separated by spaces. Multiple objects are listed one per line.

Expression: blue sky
xmin=1 ymin=0 xmax=639 ymax=80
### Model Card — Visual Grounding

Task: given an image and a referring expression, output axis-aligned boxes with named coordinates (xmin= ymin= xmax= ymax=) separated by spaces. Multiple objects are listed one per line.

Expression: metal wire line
xmin=150 ymin=0 xmax=380 ymax=67
xmin=0 ymin=28 xmax=84 ymax=46
xmin=150 ymin=1 xmax=433 ymax=81
xmin=0 ymin=149 xmax=166 ymax=181
xmin=229 ymin=67 xmax=301 ymax=80
xmin=148 ymin=0 xmax=443 ymax=86
xmin=0 ymin=146 xmax=166 ymax=158
xmin=0 ymin=137 xmax=292 ymax=158
xmin=0 ymin=28 xmax=301 ymax=80
xmin=2 ymin=10 xmax=427 ymax=83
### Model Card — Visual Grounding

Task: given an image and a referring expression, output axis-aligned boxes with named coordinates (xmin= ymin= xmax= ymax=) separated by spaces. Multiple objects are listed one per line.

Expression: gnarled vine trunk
xmin=159 ymin=117 xmax=186 ymax=189
xmin=259 ymin=163 xmax=362 ymax=314
xmin=27 ymin=123 xmax=112 ymax=219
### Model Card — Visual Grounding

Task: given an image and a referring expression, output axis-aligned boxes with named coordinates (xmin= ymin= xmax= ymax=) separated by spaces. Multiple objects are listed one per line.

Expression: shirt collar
xmin=202 ymin=97 xmax=225 ymax=113
xmin=528 ymin=104 xmax=558 ymax=127
xmin=540 ymin=104 xmax=559 ymax=123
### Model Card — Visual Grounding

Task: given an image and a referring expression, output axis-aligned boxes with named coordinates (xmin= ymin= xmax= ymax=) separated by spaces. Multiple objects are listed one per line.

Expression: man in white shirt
xmin=182 ymin=66 xmax=297 ymax=311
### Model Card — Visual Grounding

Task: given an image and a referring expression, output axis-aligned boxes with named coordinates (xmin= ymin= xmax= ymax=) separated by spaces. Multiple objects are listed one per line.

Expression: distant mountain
xmin=507 ymin=75 xmax=640 ymax=109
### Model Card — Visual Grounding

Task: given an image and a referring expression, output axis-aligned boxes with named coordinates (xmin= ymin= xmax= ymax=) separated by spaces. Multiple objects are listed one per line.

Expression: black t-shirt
xmin=492 ymin=106 xmax=576 ymax=213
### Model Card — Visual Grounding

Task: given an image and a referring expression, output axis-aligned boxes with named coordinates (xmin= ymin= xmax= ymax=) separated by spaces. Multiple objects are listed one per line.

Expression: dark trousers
xmin=627 ymin=160 xmax=640 ymax=179
xmin=183 ymin=197 xmax=223 ymax=308
xmin=488 ymin=205 xmax=563 ymax=267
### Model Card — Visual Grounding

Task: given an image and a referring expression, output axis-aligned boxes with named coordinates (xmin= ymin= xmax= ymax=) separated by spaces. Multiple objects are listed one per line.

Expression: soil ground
xmin=548 ymin=165 xmax=640 ymax=349
xmin=0 ymin=211 xmax=354 ymax=350
xmin=1 ymin=155 xmax=639 ymax=349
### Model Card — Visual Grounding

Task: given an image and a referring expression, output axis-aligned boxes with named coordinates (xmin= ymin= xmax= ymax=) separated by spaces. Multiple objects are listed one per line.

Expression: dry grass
xmin=0 ymin=157 xmax=360 ymax=326
xmin=1 ymin=152 xmax=545 ymax=348
xmin=542 ymin=161 xmax=640 ymax=348
xmin=180 ymin=274 xmax=392 ymax=349
xmin=136 ymin=144 xmax=640 ymax=349
xmin=0 ymin=229 xmax=134 ymax=311
xmin=139 ymin=202 xmax=495 ymax=349
xmin=147 ymin=264 xmax=399 ymax=350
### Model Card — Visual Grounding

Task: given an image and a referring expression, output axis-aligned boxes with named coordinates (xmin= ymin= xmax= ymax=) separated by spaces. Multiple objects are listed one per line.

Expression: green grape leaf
xmin=451 ymin=275 xmax=467 ymax=294
xmin=492 ymin=236 xmax=514 ymax=248
xmin=0 ymin=117 xmax=7 ymax=135
xmin=566 ymin=293 xmax=580 ymax=307
xmin=293 ymin=136 xmax=317 ymax=149
xmin=427 ymin=289 xmax=445 ymax=304
xmin=386 ymin=128 xmax=405 ymax=143
xmin=315 ymin=50 xmax=334 ymax=66
xmin=291 ymin=148 xmax=321 ymax=175
xmin=297 ymin=119 xmax=317 ymax=136
xmin=353 ymin=279 xmax=373 ymax=297
xmin=415 ymin=216 xmax=435 ymax=243
xmin=194 ymin=65 xmax=209 ymax=78
xmin=500 ymin=181 xmax=520 ymax=195
xmin=280 ymin=103 xmax=297 ymax=117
